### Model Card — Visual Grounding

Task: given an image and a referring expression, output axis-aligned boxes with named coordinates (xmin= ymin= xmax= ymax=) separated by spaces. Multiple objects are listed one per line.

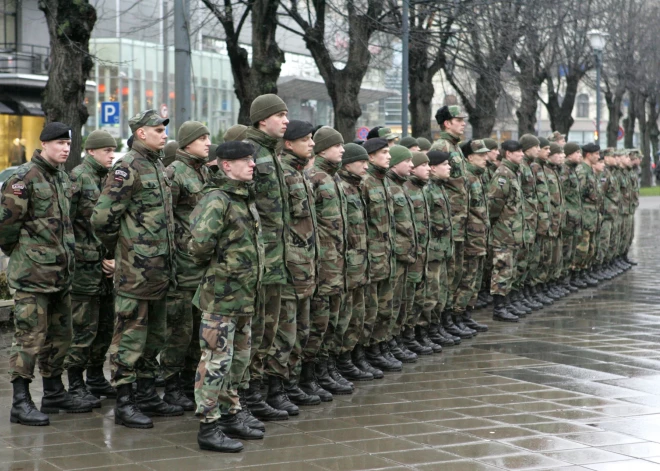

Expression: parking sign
xmin=101 ymin=102 xmax=120 ymax=125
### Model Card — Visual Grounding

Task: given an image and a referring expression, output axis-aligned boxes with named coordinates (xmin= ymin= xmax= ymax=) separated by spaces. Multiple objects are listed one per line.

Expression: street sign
xmin=160 ymin=104 xmax=168 ymax=118
xmin=357 ymin=127 xmax=369 ymax=140
xmin=618 ymin=126 xmax=625 ymax=141
xmin=100 ymin=102 xmax=120 ymax=125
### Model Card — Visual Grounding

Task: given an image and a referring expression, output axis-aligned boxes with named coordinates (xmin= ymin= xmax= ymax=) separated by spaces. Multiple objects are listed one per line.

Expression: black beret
xmin=127 ymin=135 xmax=134 ymax=150
xmin=435 ymin=106 xmax=452 ymax=126
xmin=582 ymin=143 xmax=601 ymax=154
xmin=459 ymin=140 xmax=473 ymax=158
xmin=501 ymin=140 xmax=523 ymax=152
xmin=367 ymin=126 xmax=383 ymax=140
xmin=40 ymin=122 xmax=71 ymax=142
xmin=216 ymin=141 xmax=255 ymax=161
xmin=428 ymin=150 xmax=451 ymax=166
xmin=363 ymin=138 xmax=388 ymax=155
xmin=284 ymin=120 xmax=314 ymax=141
xmin=353 ymin=138 xmax=365 ymax=146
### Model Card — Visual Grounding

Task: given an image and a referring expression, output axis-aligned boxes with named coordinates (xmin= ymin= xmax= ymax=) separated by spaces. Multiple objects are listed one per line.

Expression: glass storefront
xmin=0 ymin=114 xmax=44 ymax=169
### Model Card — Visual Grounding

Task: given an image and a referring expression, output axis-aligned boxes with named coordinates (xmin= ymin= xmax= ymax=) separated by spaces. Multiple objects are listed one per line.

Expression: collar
xmin=387 ymin=169 xmax=408 ymax=184
xmin=524 ymin=154 xmax=534 ymax=165
xmin=247 ymin=127 xmax=279 ymax=150
xmin=175 ymin=149 xmax=207 ymax=169
xmin=465 ymin=162 xmax=485 ymax=176
xmin=502 ymin=159 xmax=520 ymax=173
xmin=315 ymin=156 xmax=340 ymax=176
xmin=209 ymin=172 xmax=252 ymax=198
xmin=131 ymin=139 xmax=163 ymax=162
xmin=338 ymin=167 xmax=363 ymax=186
xmin=83 ymin=154 xmax=110 ymax=176
xmin=281 ymin=150 xmax=310 ymax=172
xmin=439 ymin=131 xmax=461 ymax=145
xmin=409 ymin=175 xmax=428 ymax=188
xmin=31 ymin=150 xmax=60 ymax=175
xmin=567 ymin=161 xmax=579 ymax=168
xmin=367 ymin=162 xmax=388 ymax=180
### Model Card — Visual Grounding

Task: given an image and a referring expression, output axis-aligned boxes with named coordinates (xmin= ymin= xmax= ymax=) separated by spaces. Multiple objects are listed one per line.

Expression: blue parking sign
xmin=101 ymin=102 xmax=120 ymax=125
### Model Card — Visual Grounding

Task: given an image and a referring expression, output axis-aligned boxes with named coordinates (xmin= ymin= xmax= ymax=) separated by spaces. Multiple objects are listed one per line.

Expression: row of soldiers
xmin=0 ymin=94 xmax=638 ymax=454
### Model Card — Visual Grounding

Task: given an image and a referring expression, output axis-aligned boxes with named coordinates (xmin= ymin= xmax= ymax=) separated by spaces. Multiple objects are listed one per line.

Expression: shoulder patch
xmin=114 ymin=168 xmax=129 ymax=182
xmin=11 ymin=182 xmax=25 ymax=195
xmin=497 ymin=177 xmax=507 ymax=187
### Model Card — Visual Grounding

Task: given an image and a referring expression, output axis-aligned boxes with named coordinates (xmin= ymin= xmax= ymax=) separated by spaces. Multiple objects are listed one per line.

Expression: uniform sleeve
xmin=487 ymin=175 xmax=508 ymax=222
xmin=188 ymin=191 xmax=227 ymax=266
xmin=91 ymin=162 xmax=137 ymax=251
xmin=166 ymin=164 xmax=181 ymax=209
xmin=0 ymin=175 xmax=28 ymax=255
xmin=69 ymin=173 xmax=82 ymax=221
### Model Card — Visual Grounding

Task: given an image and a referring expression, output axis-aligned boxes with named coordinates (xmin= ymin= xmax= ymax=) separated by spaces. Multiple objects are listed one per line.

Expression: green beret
xmin=342 ymin=143 xmax=369 ymax=165
xmin=564 ymin=142 xmax=581 ymax=156
xmin=224 ymin=125 xmax=248 ymax=142
xmin=519 ymin=134 xmax=540 ymax=152
xmin=389 ymin=145 xmax=412 ymax=168
xmin=250 ymin=94 xmax=288 ymax=125
xmin=400 ymin=136 xmax=418 ymax=149
xmin=412 ymin=151 xmax=429 ymax=168
xmin=417 ymin=137 xmax=432 ymax=151
xmin=85 ymin=130 xmax=117 ymax=150
xmin=314 ymin=126 xmax=344 ymax=154
xmin=178 ymin=121 xmax=210 ymax=149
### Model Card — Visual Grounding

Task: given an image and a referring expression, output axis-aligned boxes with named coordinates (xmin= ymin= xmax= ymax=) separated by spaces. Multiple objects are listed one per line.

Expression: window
xmin=577 ymin=93 xmax=590 ymax=118
xmin=0 ymin=0 xmax=17 ymax=48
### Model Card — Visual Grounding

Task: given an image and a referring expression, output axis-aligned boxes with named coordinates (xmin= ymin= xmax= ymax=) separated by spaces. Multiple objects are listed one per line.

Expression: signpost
xmin=357 ymin=126 xmax=369 ymax=140
xmin=101 ymin=101 xmax=121 ymax=137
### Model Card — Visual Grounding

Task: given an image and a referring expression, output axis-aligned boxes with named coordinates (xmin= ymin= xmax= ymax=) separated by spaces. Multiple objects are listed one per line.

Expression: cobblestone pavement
xmin=0 ymin=199 xmax=659 ymax=471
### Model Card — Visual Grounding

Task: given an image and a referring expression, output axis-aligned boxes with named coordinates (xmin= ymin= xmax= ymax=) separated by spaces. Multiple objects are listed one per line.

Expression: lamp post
xmin=401 ymin=0 xmax=409 ymax=138
xmin=588 ymin=29 xmax=609 ymax=147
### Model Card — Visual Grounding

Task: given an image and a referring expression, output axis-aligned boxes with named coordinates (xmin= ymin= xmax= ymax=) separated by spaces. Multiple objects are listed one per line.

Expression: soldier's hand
xmin=102 ymin=259 xmax=116 ymax=276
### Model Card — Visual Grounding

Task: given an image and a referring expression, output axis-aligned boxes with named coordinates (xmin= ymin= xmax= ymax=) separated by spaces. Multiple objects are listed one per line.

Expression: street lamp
xmin=588 ymin=29 xmax=609 ymax=147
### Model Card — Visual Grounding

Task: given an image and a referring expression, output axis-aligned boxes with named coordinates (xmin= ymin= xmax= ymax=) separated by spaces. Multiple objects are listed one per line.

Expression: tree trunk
xmin=604 ymin=86 xmax=624 ymax=148
xmin=648 ymin=96 xmax=659 ymax=167
xmin=635 ymin=95 xmax=651 ymax=187
xmin=514 ymin=54 xmax=544 ymax=137
xmin=623 ymin=94 xmax=636 ymax=149
xmin=470 ymin=75 xmax=499 ymax=138
xmin=408 ymin=42 xmax=436 ymax=140
xmin=39 ymin=0 xmax=97 ymax=171
xmin=544 ymin=73 xmax=581 ymax=135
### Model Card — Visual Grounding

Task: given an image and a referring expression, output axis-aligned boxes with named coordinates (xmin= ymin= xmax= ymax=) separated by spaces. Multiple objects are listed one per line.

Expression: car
xmin=0 ymin=166 xmax=19 ymax=192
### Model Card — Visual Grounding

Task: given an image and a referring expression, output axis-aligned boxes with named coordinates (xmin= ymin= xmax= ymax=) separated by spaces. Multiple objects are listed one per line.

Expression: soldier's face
xmin=344 ymin=160 xmax=368 ymax=177
xmin=549 ymin=153 xmax=565 ymax=166
xmin=507 ymin=150 xmax=524 ymax=164
xmin=469 ymin=153 xmax=487 ymax=169
xmin=525 ymin=145 xmax=540 ymax=158
xmin=321 ymin=143 xmax=345 ymax=164
xmin=186 ymin=134 xmax=211 ymax=159
xmin=391 ymin=158 xmax=413 ymax=177
xmin=41 ymin=139 xmax=71 ymax=165
xmin=567 ymin=152 xmax=582 ymax=164
xmin=260 ymin=111 xmax=289 ymax=139
xmin=409 ymin=145 xmax=420 ymax=152
xmin=139 ymin=125 xmax=167 ymax=151
xmin=223 ymin=156 xmax=255 ymax=182
xmin=604 ymin=156 xmax=616 ymax=167
xmin=369 ymin=148 xmax=390 ymax=168
xmin=431 ymin=161 xmax=451 ymax=179
xmin=445 ymin=118 xmax=465 ymax=136
xmin=412 ymin=162 xmax=431 ymax=181
xmin=594 ymin=161 xmax=605 ymax=173
xmin=89 ymin=147 xmax=115 ymax=169
xmin=585 ymin=152 xmax=599 ymax=165
xmin=488 ymin=149 xmax=499 ymax=162
xmin=539 ymin=146 xmax=551 ymax=160
xmin=286 ymin=134 xmax=314 ymax=159
xmin=557 ymin=138 xmax=566 ymax=146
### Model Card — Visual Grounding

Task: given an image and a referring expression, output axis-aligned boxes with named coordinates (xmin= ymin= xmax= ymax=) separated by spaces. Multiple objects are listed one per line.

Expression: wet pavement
xmin=1 ymin=198 xmax=660 ymax=471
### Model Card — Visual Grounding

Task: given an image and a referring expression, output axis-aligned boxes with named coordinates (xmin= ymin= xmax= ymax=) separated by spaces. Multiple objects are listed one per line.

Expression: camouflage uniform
xmin=188 ymin=174 xmax=264 ymax=422
xmin=246 ymin=127 xmax=288 ymax=383
xmin=599 ymin=164 xmax=619 ymax=267
xmin=487 ymin=159 xmax=524 ymax=296
xmin=544 ymin=161 xmax=565 ymax=283
xmin=575 ymin=162 xmax=599 ymax=270
xmin=1 ymin=151 xmax=75 ymax=380
xmin=481 ymin=161 xmax=499 ymax=294
xmin=305 ymin=157 xmax=347 ymax=360
xmin=403 ymin=175 xmax=429 ymax=329
xmin=616 ymin=166 xmax=630 ymax=258
xmin=161 ymin=149 xmax=209 ymax=380
xmin=514 ymin=155 xmax=538 ymax=291
xmin=560 ymin=161 xmax=582 ymax=276
xmin=91 ymin=139 xmax=175 ymax=387
xmin=529 ymin=158 xmax=552 ymax=286
xmin=279 ymin=150 xmax=317 ymax=380
xmin=64 ymin=154 xmax=113 ymax=371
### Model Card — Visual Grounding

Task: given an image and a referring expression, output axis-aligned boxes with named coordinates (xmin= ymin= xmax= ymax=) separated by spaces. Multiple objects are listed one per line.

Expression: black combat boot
xmin=415 ymin=325 xmax=443 ymax=353
xmin=337 ymin=351 xmax=373 ymax=381
xmin=570 ymin=272 xmax=586 ymax=289
xmin=237 ymin=391 xmax=266 ymax=431
xmin=180 ymin=369 xmax=196 ymax=400
xmin=365 ymin=342 xmax=400 ymax=372
xmin=388 ymin=337 xmax=416 ymax=363
xmin=511 ymin=291 xmax=532 ymax=315
xmin=352 ymin=344 xmax=384 ymax=379
xmin=429 ymin=322 xmax=457 ymax=346
xmin=85 ymin=366 xmax=116 ymax=398
xmin=379 ymin=341 xmax=404 ymax=370
xmin=284 ymin=376 xmax=321 ymax=406
xmin=217 ymin=413 xmax=264 ymax=440
xmin=492 ymin=294 xmax=519 ymax=322
xmin=442 ymin=311 xmax=473 ymax=339
xmin=136 ymin=378 xmax=184 ymax=417
xmin=244 ymin=380 xmax=288 ymax=421
xmin=624 ymin=254 xmax=638 ymax=266
xmin=197 ymin=421 xmax=243 ymax=453
xmin=67 ymin=367 xmax=101 ymax=408
xmin=462 ymin=308 xmax=489 ymax=332
xmin=265 ymin=375 xmax=299 ymax=416
xmin=41 ymin=375 xmax=94 ymax=414
xmin=114 ymin=383 xmax=153 ymax=428
xmin=532 ymin=285 xmax=553 ymax=305
xmin=10 ymin=378 xmax=49 ymax=426
xmin=163 ymin=374 xmax=195 ymax=411
xmin=452 ymin=312 xmax=478 ymax=336
xmin=402 ymin=326 xmax=432 ymax=355
xmin=581 ymin=270 xmax=599 ymax=287
xmin=328 ymin=355 xmax=354 ymax=389
xmin=507 ymin=292 xmax=528 ymax=318
xmin=316 ymin=359 xmax=353 ymax=395
xmin=394 ymin=336 xmax=418 ymax=362
xmin=299 ymin=361 xmax=333 ymax=401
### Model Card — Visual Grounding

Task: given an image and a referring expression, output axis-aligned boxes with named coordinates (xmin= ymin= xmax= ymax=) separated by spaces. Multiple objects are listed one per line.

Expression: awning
xmin=277 ymin=76 xmax=398 ymax=105
xmin=0 ymin=101 xmax=15 ymax=114
xmin=17 ymin=100 xmax=44 ymax=116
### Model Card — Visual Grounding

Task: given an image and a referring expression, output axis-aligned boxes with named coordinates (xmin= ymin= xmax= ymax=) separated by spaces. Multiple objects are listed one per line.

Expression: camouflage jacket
xmin=630 ymin=167 xmax=640 ymax=211
xmin=404 ymin=176 xmax=429 ymax=283
xmin=544 ymin=161 xmax=565 ymax=237
xmin=519 ymin=155 xmax=538 ymax=245
xmin=166 ymin=149 xmax=210 ymax=291
xmin=281 ymin=150 xmax=318 ymax=299
xmin=338 ymin=168 xmax=369 ymax=290
xmin=188 ymin=174 xmax=264 ymax=316
xmin=464 ymin=163 xmax=490 ymax=257
xmin=600 ymin=166 xmax=620 ymax=220
xmin=530 ymin=158 xmax=551 ymax=237
xmin=425 ymin=177 xmax=454 ymax=263
xmin=386 ymin=170 xmax=417 ymax=265
xmin=487 ymin=159 xmax=524 ymax=249
xmin=91 ymin=140 xmax=175 ymax=300
xmin=560 ymin=162 xmax=582 ymax=232
xmin=70 ymin=154 xmax=110 ymax=295
xmin=246 ymin=127 xmax=288 ymax=286
xmin=617 ymin=168 xmax=631 ymax=216
xmin=362 ymin=163 xmax=396 ymax=282
xmin=306 ymin=157 xmax=347 ymax=296
xmin=0 ymin=151 xmax=75 ymax=293
xmin=576 ymin=162 xmax=599 ymax=232
xmin=430 ymin=131 xmax=467 ymax=241
xmin=484 ymin=161 xmax=498 ymax=185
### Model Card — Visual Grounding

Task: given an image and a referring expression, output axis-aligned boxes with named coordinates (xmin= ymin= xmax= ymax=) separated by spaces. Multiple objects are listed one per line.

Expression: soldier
xmin=162 ymin=141 xmax=179 ymax=167
xmin=190 ymin=141 xmax=265 ymax=453
xmin=65 ymin=130 xmax=119 ymax=409
xmin=548 ymin=131 xmax=566 ymax=146
xmin=453 ymin=140 xmax=490 ymax=333
xmin=243 ymin=94 xmax=290 ymax=422
xmin=336 ymin=144 xmax=380 ymax=379
xmin=561 ymin=143 xmax=586 ymax=290
xmin=544 ymin=144 xmax=568 ymax=294
xmin=417 ymin=137 xmax=432 ymax=154
xmin=1 ymin=123 xmax=93 ymax=426
xmin=430 ymin=106 xmax=471 ymax=339
xmin=273 ymin=121 xmax=320 ymax=411
xmin=624 ymin=151 xmax=640 ymax=265
xmin=596 ymin=149 xmax=619 ymax=280
xmin=224 ymin=124 xmax=248 ymax=142
xmin=160 ymin=121 xmax=211 ymax=414
xmin=400 ymin=136 xmax=421 ymax=152
xmin=487 ymin=140 xmax=525 ymax=322
xmin=402 ymin=151 xmax=439 ymax=355
xmin=614 ymin=151 xmax=632 ymax=272
xmin=478 ymin=137 xmax=500 ymax=308
xmin=361 ymin=138 xmax=401 ymax=373
xmin=378 ymin=127 xmax=400 ymax=147
xmin=92 ymin=109 xmax=183 ymax=429
xmin=305 ymin=127 xmax=352 ymax=395
xmin=575 ymin=143 xmax=601 ymax=286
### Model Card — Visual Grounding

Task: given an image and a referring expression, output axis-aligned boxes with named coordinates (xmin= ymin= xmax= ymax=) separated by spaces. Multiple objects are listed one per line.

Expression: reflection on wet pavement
xmin=1 ymin=200 xmax=660 ymax=470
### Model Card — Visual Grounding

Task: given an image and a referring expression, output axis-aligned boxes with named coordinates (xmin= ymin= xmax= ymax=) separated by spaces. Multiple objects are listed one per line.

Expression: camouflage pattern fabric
xmin=249 ymin=285 xmax=280 ymax=382
xmin=161 ymin=290 xmax=198 ymax=380
xmin=519 ymin=155 xmax=538 ymax=249
xmin=405 ymin=176 xmax=430 ymax=284
xmin=464 ymin=162 xmax=490 ymax=257
xmin=490 ymin=248 xmax=518 ymax=296
xmin=388 ymin=262 xmax=408 ymax=338
xmin=265 ymin=298 xmax=296 ymax=379
xmin=340 ymin=287 xmax=365 ymax=354
xmin=387 ymin=170 xmax=417 ymax=265
xmin=338 ymin=168 xmax=369 ymax=291
xmin=318 ymin=294 xmax=342 ymax=360
xmin=560 ymin=162 xmax=582 ymax=274
xmin=455 ymin=255 xmax=484 ymax=310
xmin=362 ymin=163 xmax=395 ymax=283
xmin=487 ymin=159 xmax=524 ymax=249
xmin=64 ymin=294 xmax=104 ymax=370
xmin=287 ymin=297 xmax=311 ymax=381
xmin=363 ymin=279 xmax=393 ymax=346
xmin=576 ymin=163 xmax=599 ymax=269
xmin=404 ymin=279 xmax=426 ymax=329
xmin=425 ymin=260 xmax=449 ymax=325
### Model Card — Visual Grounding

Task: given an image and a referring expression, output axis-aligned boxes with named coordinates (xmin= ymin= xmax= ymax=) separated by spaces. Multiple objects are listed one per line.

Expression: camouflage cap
xmin=548 ymin=131 xmax=566 ymax=142
xmin=378 ymin=127 xmax=400 ymax=141
xmin=470 ymin=139 xmax=490 ymax=154
xmin=447 ymin=105 xmax=467 ymax=119
xmin=603 ymin=147 xmax=615 ymax=157
xmin=129 ymin=109 xmax=169 ymax=133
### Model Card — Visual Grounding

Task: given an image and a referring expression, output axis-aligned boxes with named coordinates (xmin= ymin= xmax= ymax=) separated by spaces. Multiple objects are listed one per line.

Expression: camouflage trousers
xmin=575 ymin=229 xmax=596 ymax=270
xmin=481 ymin=246 xmax=494 ymax=296
xmin=620 ymin=215 xmax=634 ymax=255
xmin=446 ymin=241 xmax=465 ymax=310
xmin=598 ymin=219 xmax=613 ymax=266
xmin=287 ymin=297 xmax=311 ymax=381
xmin=562 ymin=228 xmax=580 ymax=275
xmin=110 ymin=295 xmax=166 ymax=387
xmin=318 ymin=294 xmax=342 ymax=360
xmin=610 ymin=218 xmax=622 ymax=258
xmin=363 ymin=278 xmax=393 ymax=346
xmin=454 ymin=255 xmax=484 ymax=312
xmin=161 ymin=290 xmax=200 ymax=380
xmin=249 ymin=284 xmax=281 ymax=383
xmin=426 ymin=260 xmax=449 ymax=326
xmin=264 ymin=290 xmax=296 ymax=380
xmin=389 ymin=262 xmax=410 ymax=338
xmin=549 ymin=236 xmax=564 ymax=281
xmin=340 ymin=287 xmax=365 ymax=354
xmin=530 ymin=236 xmax=553 ymax=286
xmin=9 ymin=290 xmax=72 ymax=381
xmin=490 ymin=247 xmax=517 ymax=296
xmin=64 ymin=292 xmax=114 ymax=370
xmin=195 ymin=313 xmax=251 ymax=422
xmin=404 ymin=280 xmax=425 ymax=329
